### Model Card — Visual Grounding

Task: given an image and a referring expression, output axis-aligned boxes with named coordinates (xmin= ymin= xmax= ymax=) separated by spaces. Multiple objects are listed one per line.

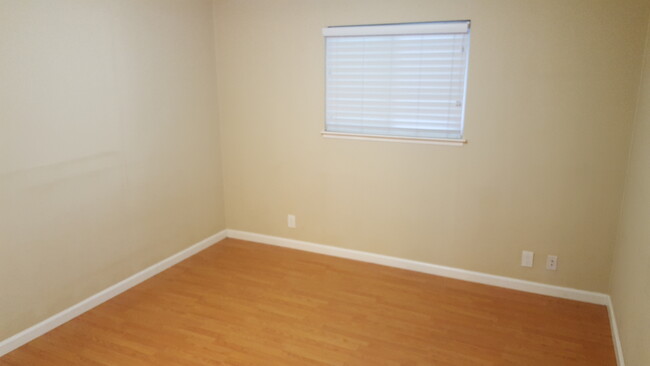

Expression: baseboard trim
xmin=607 ymin=298 xmax=625 ymax=366
xmin=0 ymin=230 xmax=228 ymax=358
xmin=226 ymin=230 xmax=610 ymax=305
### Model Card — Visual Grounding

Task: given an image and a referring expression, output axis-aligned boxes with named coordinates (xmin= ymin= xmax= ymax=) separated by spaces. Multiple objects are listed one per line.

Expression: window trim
xmin=321 ymin=130 xmax=467 ymax=146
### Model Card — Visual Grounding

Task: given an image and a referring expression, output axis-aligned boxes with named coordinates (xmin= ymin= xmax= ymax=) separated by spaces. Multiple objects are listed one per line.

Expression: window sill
xmin=321 ymin=131 xmax=467 ymax=146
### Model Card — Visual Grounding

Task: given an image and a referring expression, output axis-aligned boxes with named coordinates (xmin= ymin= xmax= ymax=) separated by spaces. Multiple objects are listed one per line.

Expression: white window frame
xmin=322 ymin=21 xmax=470 ymax=146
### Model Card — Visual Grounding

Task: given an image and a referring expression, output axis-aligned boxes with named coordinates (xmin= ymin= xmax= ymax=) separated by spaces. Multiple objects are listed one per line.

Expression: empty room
xmin=1 ymin=0 xmax=649 ymax=365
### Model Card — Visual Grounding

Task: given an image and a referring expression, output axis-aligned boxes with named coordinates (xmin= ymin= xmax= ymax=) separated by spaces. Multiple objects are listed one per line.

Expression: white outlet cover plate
xmin=546 ymin=255 xmax=558 ymax=270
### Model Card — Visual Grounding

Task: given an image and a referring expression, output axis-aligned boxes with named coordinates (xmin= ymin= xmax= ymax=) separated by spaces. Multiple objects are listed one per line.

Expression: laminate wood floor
xmin=0 ymin=238 xmax=616 ymax=365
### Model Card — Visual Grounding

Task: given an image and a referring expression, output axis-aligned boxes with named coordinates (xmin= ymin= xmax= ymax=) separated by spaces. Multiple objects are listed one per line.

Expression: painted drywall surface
xmin=610 ymin=23 xmax=650 ymax=366
xmin=0 ymin=0 xmax=225 ymax=341
xmin=214 ymin=0 xmax=649 ymax=293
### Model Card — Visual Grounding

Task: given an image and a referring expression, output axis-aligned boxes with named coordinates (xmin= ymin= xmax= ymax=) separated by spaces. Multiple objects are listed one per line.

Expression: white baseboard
xmin=0 ymin=230 xmax=228 ymax=358
xmin=607 ymin=298 xmax=625 ymax=366
xmin=226 ymin=230 xmax=609 ymax=305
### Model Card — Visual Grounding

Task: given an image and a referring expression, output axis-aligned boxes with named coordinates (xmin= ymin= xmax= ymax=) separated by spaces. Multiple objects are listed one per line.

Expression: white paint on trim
xmin=226 ymin=230 xmax=610 ymax=305
xmin=322 ymin=131 xmax=467 ymax=146
xmin=607 ymin=298 xmax=625 ymax=366
xmin=0 ymin=230 xmax=228 ymax=358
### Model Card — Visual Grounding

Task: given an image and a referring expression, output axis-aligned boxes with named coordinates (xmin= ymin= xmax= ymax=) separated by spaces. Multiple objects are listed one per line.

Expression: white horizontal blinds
xmin=324 ymin=21 xmax=470 ymax=140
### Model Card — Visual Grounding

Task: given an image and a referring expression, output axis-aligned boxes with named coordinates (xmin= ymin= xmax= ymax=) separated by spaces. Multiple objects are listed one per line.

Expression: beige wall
xmin=1 ymin=0 xmax=649 ymax=354
xmin=610 ymin=23 xmax=650 ymax=366
xmin=0 ymin=0 xmax=225 ymax=341
xmin=214 ymin=0 xmax=649 ymax=293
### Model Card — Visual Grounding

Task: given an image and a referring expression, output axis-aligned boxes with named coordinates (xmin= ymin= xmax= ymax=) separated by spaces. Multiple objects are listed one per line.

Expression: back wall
xmin=214 ymin=0 xmax=649 ymax=292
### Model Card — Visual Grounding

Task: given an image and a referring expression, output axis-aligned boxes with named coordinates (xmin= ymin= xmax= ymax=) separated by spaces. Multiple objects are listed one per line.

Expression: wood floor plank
xmin=0 ymin=238 xmax=616 ymax=365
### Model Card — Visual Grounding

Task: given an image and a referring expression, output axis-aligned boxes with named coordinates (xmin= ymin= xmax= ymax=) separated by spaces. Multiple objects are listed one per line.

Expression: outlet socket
xmin=288 ymin=214 xmax=296 ymax=228
xmin=546 ymin=255 xmax=558 ymax=270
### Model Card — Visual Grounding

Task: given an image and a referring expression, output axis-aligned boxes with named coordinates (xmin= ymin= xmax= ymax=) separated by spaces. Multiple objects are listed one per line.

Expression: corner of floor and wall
xmin=1 ymin=0 xmax=649 ymax=365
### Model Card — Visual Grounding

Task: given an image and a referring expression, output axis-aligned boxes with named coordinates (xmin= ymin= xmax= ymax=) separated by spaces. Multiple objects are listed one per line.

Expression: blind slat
xmin=329 ymin=114 xmax=463 ymax=122
xmin=328 ymin=76 xmax=467 ymax=83
xmin=328 ymin=123 xmax=462 ymax=133
xmin=327 ymin=107 xmax=464 ymax=115
xmin=328 ymin=98 xmax=464 ymax=105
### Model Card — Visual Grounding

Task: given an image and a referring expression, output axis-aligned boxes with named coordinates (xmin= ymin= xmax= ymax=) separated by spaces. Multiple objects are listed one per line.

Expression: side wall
xmin=214 ymin=0 xmax=649 ymax=293
xmin=610 ymin=22 xmax=650 ymax=366
xmin=0 ymin=0 xmax=225 ymax=341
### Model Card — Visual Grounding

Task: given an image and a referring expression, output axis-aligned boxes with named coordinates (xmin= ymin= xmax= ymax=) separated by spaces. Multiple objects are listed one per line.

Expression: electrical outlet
xmin=288 ymin=214 xmax=296 ymax=228
xmin=546 ymin=255 xmax=558 ymax=270
xmin=521 ymin=251 xmax=534 ymax=267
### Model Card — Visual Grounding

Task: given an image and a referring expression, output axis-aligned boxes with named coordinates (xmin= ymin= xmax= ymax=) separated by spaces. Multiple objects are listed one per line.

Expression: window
xmin=322 ymin=21 xmax=470 ymax=145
